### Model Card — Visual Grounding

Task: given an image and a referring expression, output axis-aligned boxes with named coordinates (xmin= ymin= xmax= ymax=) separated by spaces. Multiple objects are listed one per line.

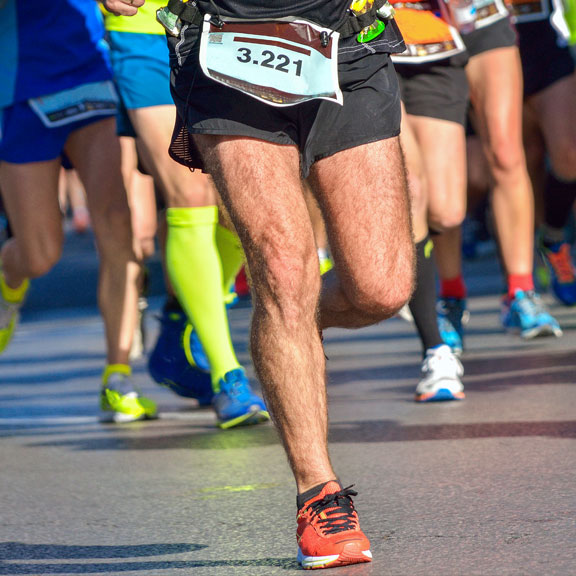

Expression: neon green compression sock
xmin=215 ymin=224 xmax=245 ymax=296
xmin=166 ymin=206 xmax=241 ymax=388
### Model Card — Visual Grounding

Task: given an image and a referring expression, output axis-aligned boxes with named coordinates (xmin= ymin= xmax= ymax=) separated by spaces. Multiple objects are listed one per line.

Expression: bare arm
xmin=101 ymin=0 xmax=145 ymax=16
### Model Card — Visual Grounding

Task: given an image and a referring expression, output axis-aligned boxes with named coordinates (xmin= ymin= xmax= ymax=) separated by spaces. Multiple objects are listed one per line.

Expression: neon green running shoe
xmin=0 ymin=268 xmax=29 ymax=354
xmin=100 ymin=364 xmax=158 ymax=423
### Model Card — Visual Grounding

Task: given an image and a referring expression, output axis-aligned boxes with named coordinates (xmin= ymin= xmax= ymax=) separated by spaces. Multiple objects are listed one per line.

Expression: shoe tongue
xmin=298 ymin=480 xmax=342 ymax=510
xmin=106 ymin=374 xmax=134 ymax=396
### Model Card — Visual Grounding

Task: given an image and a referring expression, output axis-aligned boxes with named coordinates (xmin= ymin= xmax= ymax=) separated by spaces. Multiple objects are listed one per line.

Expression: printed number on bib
xmin=199 ymin=15 xmax=342 ymax=106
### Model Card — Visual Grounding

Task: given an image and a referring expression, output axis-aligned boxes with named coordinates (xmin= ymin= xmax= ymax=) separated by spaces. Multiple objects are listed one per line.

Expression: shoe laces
xmin=437 ymin=299 xmax=469 ymax=325
xmin=422 ymin=346 xmax=462 ymax=376
xmin=304 ymin=486 xmax=359 ymax=535
xmin=546 ymin=244 xmax=575 ymax=284
xmin=104 ymin=373 xmax=138 ymax=397
xmin=512 ymin=291 xmax=546 ymax=318
xmin=220 ymin=369 xmax=250 ymax=398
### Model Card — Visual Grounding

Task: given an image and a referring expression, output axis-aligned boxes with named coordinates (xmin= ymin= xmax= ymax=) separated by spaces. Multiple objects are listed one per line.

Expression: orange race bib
xmin=391 ymin=2 xmax=466 ymax=62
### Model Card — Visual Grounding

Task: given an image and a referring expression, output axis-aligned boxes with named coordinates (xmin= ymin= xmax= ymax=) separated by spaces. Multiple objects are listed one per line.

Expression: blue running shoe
xmin=213 ymin=368 xmax=270 ymax=429
xmin=148 ymin=306 xmax=214 ymax=405
xmin=437 ymin=298 xmax=469 ymax=355
xmin=182 ymin=322 xmax=211 ymax=372
xmin=538 ymin=240 xmax=576 ymax=306
xmin=501 ymin=290 xmax=563 ymax=339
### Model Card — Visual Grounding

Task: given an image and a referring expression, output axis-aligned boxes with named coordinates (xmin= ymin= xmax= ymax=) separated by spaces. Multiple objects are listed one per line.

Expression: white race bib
xmin=29 ymin=81 xmax=118 ymax=128
xmin=472 ymin=0 xmax=511 ymax=28
xmin=506 ymin=0 xmax=550 ymax=22
xmin=199 ymin=15 xmax=343 ymax=107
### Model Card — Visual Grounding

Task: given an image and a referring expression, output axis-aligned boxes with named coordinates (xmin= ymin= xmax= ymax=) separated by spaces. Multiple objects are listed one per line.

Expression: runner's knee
xmin=251 ymin=243 xmax=321 ymax=324
xmin=548 ymin=142 xmax=576 ymax=182
xmin=20 ymin=236 xmax=63 ymax=278
xmin=344 ymin=252 xmax=414 ymax=320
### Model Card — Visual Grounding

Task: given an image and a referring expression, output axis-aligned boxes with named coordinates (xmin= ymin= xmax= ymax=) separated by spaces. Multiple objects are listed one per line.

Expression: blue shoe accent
xmin=148 ymin=306 xmax=214 ymax=405
xmin=538 ymin=239 xmax=576 ymax=306
xmin=418 ymin=388 xmax=462 ymax=403
xmin=501 ymin=290 xmax=563 ymax=339
xmin=437 ymin=298 xmax=468 ymax=355
xmin=212 ymin=368 xmax=269 ymax=429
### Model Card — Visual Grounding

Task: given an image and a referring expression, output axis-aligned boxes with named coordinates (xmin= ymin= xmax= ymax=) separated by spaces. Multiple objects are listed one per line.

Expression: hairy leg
xmin=309 ymin=137 xmax=415 ymax=329
xmin=65 ymin=118 xmax=140 ymax=365
xmin=194 ymin=135 xmax=333 ymax=492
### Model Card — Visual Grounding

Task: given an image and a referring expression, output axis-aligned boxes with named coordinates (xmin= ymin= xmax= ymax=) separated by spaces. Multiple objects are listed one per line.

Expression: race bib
xmin=472 ymin=0 xmax=510 ymax=28
xmin=199 ymin=15 xmax=342 ymax=107
xmin=392 ymin=5 xmax=466 ymax=62
xmin=505 ymin=0 xmax=549 ymax=21
xmin=29 ymin=81 xmax=118 ymax=128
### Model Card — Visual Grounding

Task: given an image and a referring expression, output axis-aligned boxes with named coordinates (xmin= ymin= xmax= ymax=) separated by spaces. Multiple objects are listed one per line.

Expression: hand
xmin=101 ymin=0 xmax=145 ymax=16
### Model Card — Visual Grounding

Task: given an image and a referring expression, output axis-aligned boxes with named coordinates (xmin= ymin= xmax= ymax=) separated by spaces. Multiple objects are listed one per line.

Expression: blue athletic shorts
xmin=0 ymin=100 xmax=114 ymax=164
xmin=108 ymin=31 xmax=173 ymax=109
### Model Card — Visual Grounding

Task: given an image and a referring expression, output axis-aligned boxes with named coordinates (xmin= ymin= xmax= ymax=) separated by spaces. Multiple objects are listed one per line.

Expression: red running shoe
xmin=296 ymin=481 xmax=372 ymax=570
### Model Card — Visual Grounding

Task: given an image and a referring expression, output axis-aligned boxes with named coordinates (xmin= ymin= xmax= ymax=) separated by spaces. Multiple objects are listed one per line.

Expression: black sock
xmin=409 ymin=237 xmax=444 ymax=354
xmin=543 ymin=171 xmax=576 ymax=232
xmin=297 ymin=480 xmax=340 ymax=510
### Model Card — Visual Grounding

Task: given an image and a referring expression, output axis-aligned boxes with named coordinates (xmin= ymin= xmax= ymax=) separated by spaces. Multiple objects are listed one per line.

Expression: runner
xmin=391 ymin=0 xmax=467 ymax=400
xmin=103 ymin=0 xmax=414 ymax=568
xmin=511 ymin=0 xmax=576 ymax=306
xmin=103 ymin=1 xmax=269 ymax=428
xmin=434 ymin=3 xmax=563 ymax=345
xmin=0 ymin=0 xmax=156 ymax=423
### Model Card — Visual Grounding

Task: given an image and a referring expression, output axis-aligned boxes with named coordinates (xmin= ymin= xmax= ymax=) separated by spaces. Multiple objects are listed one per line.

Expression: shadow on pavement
xmin=0 ymin=542 xmax=298 ymax=574
xmin=20 ymin=416 xmax=576 ymax=452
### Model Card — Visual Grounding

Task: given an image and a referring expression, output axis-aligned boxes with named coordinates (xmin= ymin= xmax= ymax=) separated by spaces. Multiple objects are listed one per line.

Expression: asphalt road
xmin=1 ymin=228 xmax=575 ymax=576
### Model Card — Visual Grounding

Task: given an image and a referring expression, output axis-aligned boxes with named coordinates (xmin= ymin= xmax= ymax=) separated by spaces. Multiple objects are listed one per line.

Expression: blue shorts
xmin=108 ymin=31 xmax=173 ymax=109
xmin=0 ymin=99 xmax=114 ymax=164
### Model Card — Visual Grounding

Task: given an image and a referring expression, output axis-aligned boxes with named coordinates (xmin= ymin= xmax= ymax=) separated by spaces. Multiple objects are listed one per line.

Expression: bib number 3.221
xmin=236 ymin=47 xmax=304 ymax=77
xmin=199 ymin=15 xmax=342 ymax=107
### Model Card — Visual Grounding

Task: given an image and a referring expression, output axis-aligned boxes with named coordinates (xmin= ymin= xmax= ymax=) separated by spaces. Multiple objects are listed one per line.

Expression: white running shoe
xmin=415 ymin=344 xmax=465 ymax=402
xmin=396 ymin=304 xmax=414 ymax=323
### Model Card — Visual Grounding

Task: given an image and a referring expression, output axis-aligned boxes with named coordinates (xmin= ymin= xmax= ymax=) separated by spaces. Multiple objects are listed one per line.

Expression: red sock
xmin=507 ymin=274 xmax=534 ymax=298
xmin=440 ymin=276 xmax=467 ymax=299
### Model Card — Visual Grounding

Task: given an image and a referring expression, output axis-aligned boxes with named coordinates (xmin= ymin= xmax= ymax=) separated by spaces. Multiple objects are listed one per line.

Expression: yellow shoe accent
xmin=102 ymin=363 xmax=131 ymax=384
xmin=218 ymin=410 xmax=270 ymax=430
xmin=0 ymin=313 xmax=18 ymax=354
xmin=0 ymin=270 xmax=29 ymax=354
xmin=100 ymin=365 xmax=157 ymax=423
xmin=0 ymin=275 xmax=29 ymax=303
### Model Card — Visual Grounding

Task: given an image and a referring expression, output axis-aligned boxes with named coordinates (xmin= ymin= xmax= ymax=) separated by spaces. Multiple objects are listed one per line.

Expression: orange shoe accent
xmin=546 ymin=244 xmax=576 ymax=284
xmin=297 ymin=481 xmax=372 ymax=570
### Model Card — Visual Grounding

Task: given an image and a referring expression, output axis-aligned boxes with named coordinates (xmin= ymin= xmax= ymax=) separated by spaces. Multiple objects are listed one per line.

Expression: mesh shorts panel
xmin=169 ymin=112 xmax=204 ymax=171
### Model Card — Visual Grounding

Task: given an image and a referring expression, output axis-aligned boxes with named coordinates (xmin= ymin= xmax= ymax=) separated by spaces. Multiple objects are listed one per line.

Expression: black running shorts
xmin=462 ymin=17 xmax=517 ymax=58
xmin=517 ymin=19 xmax=576 ymax=98
xmin=395 ymin=52 xmax=469 ymax=126
xmin=168 ymin=21 xmax=405 ymax=177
